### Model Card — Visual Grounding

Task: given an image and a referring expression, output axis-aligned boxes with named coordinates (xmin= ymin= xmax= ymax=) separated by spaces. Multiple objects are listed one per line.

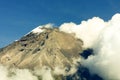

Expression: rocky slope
xmin=0 ymin=27 xmax=83 ymax=70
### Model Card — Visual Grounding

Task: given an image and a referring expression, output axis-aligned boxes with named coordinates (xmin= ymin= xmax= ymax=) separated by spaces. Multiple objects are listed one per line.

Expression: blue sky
xmin=0 ymin=0 xmax=120 ymax=48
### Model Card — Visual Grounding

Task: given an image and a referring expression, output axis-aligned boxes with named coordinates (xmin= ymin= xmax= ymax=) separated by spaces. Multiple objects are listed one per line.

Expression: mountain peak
xmin=29 ymin=24 xmax=53 ymax=34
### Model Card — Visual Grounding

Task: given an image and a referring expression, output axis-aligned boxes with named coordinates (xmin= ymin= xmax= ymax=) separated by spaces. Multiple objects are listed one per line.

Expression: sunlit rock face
xmin=0 ymin=27 xmax=83 ymax=70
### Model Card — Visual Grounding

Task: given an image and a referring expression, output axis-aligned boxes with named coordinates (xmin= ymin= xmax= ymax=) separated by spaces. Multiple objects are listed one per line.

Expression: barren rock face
xmin=0 ymin=28 xmax=83 ymax=70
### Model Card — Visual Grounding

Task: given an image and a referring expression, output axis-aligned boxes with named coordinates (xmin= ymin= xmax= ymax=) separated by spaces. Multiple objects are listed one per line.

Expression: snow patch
xmin=31 ymin=26 xmax=44 ymax=34
xmin=31 ymin=23 xmax=53 ymax=34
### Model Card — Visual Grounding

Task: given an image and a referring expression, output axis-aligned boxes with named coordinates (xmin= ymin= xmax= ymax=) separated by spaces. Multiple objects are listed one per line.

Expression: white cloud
xmin=34 ymin=66 xmax=54 ymax=80
xmin=81 ymin=14 xmax=120 ymax=79
xmin=59 ymin=17 xmax=106 ymax=48
xmin=59 ymin=13 xmax=120 ymax=79
xmin=0 ymin=65 xmax=38 ymax=80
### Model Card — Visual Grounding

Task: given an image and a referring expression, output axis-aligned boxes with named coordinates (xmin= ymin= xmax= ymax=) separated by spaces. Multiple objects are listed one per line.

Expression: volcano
xmin=0 ymin=25 xmax=103 ymax=80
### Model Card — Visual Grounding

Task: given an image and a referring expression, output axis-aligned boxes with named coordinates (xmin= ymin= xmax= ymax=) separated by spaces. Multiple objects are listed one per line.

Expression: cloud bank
xmin=0 ymin=65 xmax=38 ymax=80
xmin=60 ymin=13 xmax=120 ymax=80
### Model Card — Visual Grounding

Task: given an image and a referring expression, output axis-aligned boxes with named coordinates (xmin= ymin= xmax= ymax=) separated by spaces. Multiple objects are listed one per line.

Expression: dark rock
xmin=80 ymin=49 xmax=93 ymax=59
xmin=19 ymin=49 xmax=24 ymax=51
